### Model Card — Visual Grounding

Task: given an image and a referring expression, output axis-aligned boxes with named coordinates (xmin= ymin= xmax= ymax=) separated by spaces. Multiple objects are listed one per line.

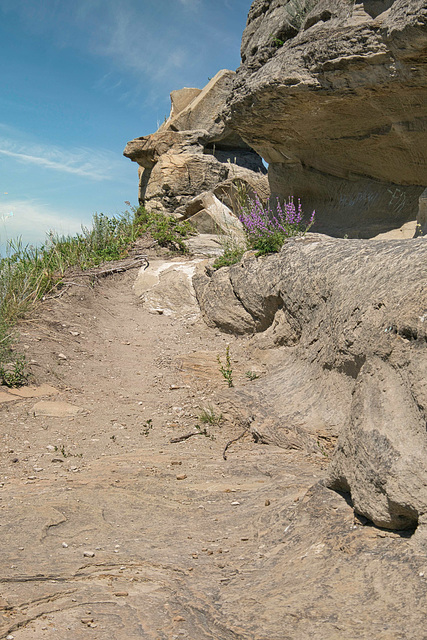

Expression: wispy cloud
xmin=0 ymin=136 xmax=121 ymax=181
xmin=0 ymin=148 xmax=108 ymax=180
xmin=0 ymin=198 xmax=83 ymax=250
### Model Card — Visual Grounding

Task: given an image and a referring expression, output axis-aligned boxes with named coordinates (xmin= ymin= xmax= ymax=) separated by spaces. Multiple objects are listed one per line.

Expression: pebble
xmin=62 ymin=542 xmax=68 ymax=548
xmin=83 ymin=551 xmax=95 ymax=558
xmin=46 ymin=445 xmax=56 ymax=451
xmin=58 ymin=353 xmax=67 ymax=360
xmin=265 ymin=499 xmax=271 ymax=506
xmin=176 ymin=474 xmax=187 ymax=480
xmin=114 ymin=591 xmax=128 ymax=597
xmin=231 ymin=501 xmax=240 ymax=506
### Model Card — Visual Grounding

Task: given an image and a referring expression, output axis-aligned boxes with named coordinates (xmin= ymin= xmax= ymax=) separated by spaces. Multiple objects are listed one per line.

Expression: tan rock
xmin=165 ymin=70 xmax=237 ymax=141
xmin=169 ymin=87 xmax=202 ymax=119
xmin=415 ymin=188 xmax=427 ymax=237
xmin=229 ymin=0 xmax=427 ymax=236
xmin=133 ymin=259 xmax=204 ymax=318
xmin=8 ymin=384 xmax=59 ymax=398
xmin=31 ymin=401 xmax=85 ymax=417
xmin=327 ymin=357 xmax=427 ymax=530
xmin=194 ymin=234 xmax=427 ymax=524
xmin=143 ymin=153 xmax=229 ymax=214
xmin=124 ymin=71 xmax=267 ymax=216
xmin=0 ymin=391 xmax=16 ymax=404
xmin=183 ymin=192 xmax=245 ymax=240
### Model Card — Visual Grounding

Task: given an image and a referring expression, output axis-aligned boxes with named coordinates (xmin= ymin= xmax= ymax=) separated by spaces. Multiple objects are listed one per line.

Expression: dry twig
xmin=169 ymin=432 xmax=201 ymax=444
xmin=222 ymin=417 xmax=254 ymax=461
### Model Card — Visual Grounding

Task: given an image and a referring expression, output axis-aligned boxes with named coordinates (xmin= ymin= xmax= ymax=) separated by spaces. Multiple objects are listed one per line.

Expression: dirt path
xmin=0 ymin=257 xmax=425 ymax=639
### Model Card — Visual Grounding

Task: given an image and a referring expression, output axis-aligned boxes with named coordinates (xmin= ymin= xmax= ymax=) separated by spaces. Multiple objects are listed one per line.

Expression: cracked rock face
xmin=193 ymin=235 xmax=427 ymax=530
xmin=227 ymin=0 xmax=427 ymax=237
xmin=124 ymin=70 xmax=268 ymax=217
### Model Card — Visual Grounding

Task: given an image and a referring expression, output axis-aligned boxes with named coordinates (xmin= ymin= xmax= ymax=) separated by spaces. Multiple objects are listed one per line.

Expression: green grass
xmin=0 ymin=205 xmax=194 ymax=383
xmin=199 ymin=406 xmax=223 ymax=426
xmin=212 ymin=243 xmax=245 ymax=270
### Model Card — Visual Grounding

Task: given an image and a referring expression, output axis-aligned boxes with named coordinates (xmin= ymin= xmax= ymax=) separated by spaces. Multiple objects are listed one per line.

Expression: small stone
xmin=51 ymin=458 xmax=64 ymax=463
xmin=11 ymin=458 xmax=18 ymax=463
xmin=174 ymin=616 xmax=185 ymax=622
xmin=33 ymin=467 xmax=43 ymax=472
xmin=7 ymin=634 xmax=14 ymax=639
xmin=70 ymin=331 xmax=80 ymax=336
xmin=46 ymin=445 xmax=56 ymax=451
xmin=62 ymin=542 xmax=68 ymax=548
xmin=27 ymin=476 xmax=37 ymax=480
xmin=176 ymin=474 xmax=187 ymax=480
xmin=58 ymin=353 xmax=67 ymax=360
xmin=171 ymin=461 xmax=182 ymax=466
xmin=265 ymin=499 xmax=271 ymax=506
xmin=83 ymin=551 xmax=95 ymax=558
xmin=231 ymin=501 xmax=240 ymax=506
xmin=114 ymin=591 xmax=128 ymax=597
xmin=241 ymin=537 xmax=249 ymax=541
xmin=81 ymin=618 xmax=94 ymax=625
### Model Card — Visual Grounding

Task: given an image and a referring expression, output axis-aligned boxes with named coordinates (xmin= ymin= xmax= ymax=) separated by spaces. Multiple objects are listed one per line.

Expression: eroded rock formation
xmin=194 ymin=235 xmax=427 ymax=530
xmin=226 ymin=0 xmax=427 ymax=236
xmin=124 ymin=70 xmax=268 ymax=228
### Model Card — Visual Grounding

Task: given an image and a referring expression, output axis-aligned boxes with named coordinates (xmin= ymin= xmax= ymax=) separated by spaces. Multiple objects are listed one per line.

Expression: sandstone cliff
xmin=194 ymin=235 xmax=427 ymax=531
xmin=226 ymin=0 xmax=427 ymax=236
xmin=124 ymin=70 xmax=269 ymax=230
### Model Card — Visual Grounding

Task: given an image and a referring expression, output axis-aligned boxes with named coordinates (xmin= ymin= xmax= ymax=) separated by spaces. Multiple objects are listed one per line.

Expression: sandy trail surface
xmin=0 ymin=256 xmax=425 ymax=639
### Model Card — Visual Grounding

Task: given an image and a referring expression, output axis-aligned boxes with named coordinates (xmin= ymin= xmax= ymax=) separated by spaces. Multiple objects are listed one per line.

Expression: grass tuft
xmin=0 ymin=205 xmax=193 ymax=379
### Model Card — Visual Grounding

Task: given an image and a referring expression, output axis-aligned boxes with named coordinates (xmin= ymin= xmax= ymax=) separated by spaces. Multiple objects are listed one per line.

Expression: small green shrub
xmin=141 ymin=418 xmax=153 ymax=436
xmin=212 ymin=242 xmax=245 ymax=270
xmin=0 ymin=354 xmax=29 ymax=387
xmin=217 ymin=345 xmax=234 ymax=388
xmin=199 ymin=406 xmax=223 ymax=426
xmin=133 ymin=206 xmax=194 ymax=253
xmin=245 ymin=371 xmax=260 ymax=381
xmin=238 ymin=194 xmax=315 ymax=257
xmin=0 ymin=206 xmax=148 ymax=375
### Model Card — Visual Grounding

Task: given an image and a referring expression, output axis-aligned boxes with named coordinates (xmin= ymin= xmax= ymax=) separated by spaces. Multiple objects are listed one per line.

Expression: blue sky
xmin=0 ymin=0 xmax=252 ymax=252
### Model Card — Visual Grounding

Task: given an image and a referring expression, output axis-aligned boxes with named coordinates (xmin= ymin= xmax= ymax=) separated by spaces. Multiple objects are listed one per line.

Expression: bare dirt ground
xmin=0 ymin=253 xmax=426 ymax=639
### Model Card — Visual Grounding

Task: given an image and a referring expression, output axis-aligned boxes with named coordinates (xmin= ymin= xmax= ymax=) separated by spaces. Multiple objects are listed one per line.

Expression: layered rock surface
xmin=124 ymin=70 xmax=268 ymax=227
xmin=226 ymin=0 xmax=427 ymax=236
xmin=194 ymin=235 xmax=427 ymax=530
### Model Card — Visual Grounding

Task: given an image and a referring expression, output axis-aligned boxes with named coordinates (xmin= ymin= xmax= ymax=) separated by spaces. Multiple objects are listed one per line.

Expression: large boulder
xmin=226 ymin=0 xmax=427 ymax=237
xmin=193 ymin=235 xmax=427 ymax=529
